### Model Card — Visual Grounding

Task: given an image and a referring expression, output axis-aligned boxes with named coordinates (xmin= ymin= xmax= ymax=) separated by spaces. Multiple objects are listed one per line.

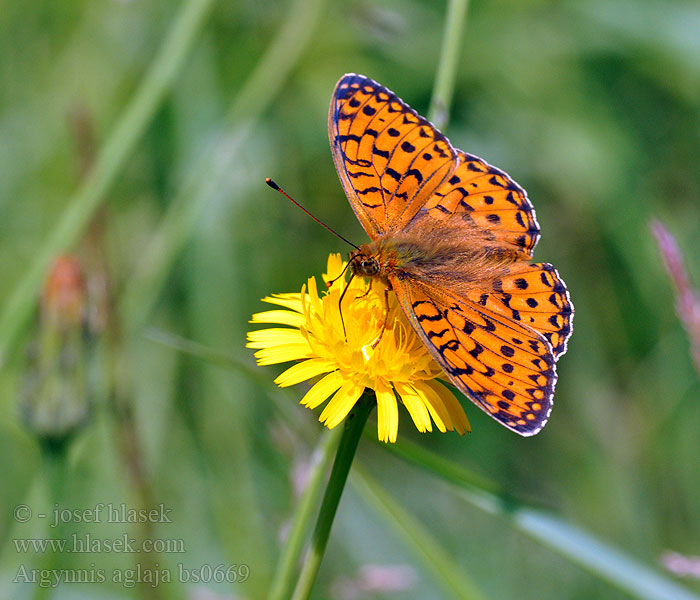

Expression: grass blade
xmin=0 ymin=0 xmax=216 ymax=363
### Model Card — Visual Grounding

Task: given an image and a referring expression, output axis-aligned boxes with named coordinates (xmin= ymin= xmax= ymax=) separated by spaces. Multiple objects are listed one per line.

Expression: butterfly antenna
xmin=265 ymin=178 xmax=360 ymax=251
xmin=326 ymin=258 xmax=353 ymax=288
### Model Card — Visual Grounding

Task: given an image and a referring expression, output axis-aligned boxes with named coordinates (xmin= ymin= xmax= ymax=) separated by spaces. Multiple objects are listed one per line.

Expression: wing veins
xmin=420 ymin=281 xmax=555 ymax=361
xmin=438 ymin=303 xmax=554 ymax=387
xmin=335 ymin=84 xmax=395 ymax=224
xmin=409 ymin=288 xmax=554 ymax=396
xmin=425 ymin=298 xmax=554 ymax=413
xmin=370 ymin=110 xmax=410 ymax=225
xmin=385 ymin=133 xmax=443 ymax=226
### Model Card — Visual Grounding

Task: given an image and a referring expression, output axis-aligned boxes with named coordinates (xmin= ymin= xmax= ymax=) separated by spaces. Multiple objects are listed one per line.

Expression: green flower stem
xmin=291 ymin=393 xmax=374 ymax=600
xmin=428 ymin=0 xmax=470 ymax=130
xmin=268 ymin=427 xmax=344 ymax=600
xmin=33 ymin=445 xmax=69 ymax=600
xmin=0 ymin=0 xmax=215 ymax=365
xmin=351 ymin=464 xmax=486 ymax=600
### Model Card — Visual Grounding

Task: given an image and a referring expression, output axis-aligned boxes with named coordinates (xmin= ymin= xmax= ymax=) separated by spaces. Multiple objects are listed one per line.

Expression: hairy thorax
xmin=352 ymin=223 xmax=528 ymax=297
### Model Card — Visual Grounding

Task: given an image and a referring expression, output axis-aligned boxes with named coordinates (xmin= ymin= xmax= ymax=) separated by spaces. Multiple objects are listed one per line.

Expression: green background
xmin=1 ymin=0 xmax=699 ymax=598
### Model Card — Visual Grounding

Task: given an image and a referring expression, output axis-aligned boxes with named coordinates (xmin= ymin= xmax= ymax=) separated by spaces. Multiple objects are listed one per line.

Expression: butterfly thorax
xmin=351 ymin=230 xmax=526 ymax=296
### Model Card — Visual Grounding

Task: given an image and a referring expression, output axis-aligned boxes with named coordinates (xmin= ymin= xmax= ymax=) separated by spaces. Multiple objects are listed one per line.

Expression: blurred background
xmin=1 ymin=0 xmax=700 ymax=598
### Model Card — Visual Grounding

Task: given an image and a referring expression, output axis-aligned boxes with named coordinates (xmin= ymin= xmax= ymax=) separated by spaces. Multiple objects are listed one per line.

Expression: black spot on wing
xmin=439 ymin=339 xmax=460 ymax=353
xmin=412 ymin=300 xmax=443 ymax=322
xmin=356 ymin=186 xmax=382 ymax=196
xmin=469 ymin=343 xmax=484 ymax=358
xmin=406 ymin=168 xmax=423 ymax=183
xmin=385 ymin=168 xmax=402 ymax=182
xmin=427 ymin=328 xmax=449 ymax=339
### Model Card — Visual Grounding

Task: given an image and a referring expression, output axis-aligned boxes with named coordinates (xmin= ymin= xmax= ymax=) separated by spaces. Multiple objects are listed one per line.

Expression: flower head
xmin=247 ymin=254 xmax=470 ymax=442
xmin=21 ymin=255 xmax=93 ymax=443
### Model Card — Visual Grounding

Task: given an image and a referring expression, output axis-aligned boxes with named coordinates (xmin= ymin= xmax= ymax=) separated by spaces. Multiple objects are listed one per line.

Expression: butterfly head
xmin=349 ymin=239 xmax=414 ymax=283
xmin=350 ymin=252 xmax=380 ymax=278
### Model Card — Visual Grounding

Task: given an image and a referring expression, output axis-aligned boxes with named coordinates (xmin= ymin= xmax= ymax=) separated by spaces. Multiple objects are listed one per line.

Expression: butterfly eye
xmin=357 ymin=258 xmax=379 ymax=276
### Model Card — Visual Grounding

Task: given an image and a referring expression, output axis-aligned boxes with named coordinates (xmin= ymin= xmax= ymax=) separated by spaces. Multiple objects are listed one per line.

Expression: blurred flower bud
xmin=20 ymin=255 xmax=95 ymax=446
xmin=41 ymin=256 xmax=87 ymax=329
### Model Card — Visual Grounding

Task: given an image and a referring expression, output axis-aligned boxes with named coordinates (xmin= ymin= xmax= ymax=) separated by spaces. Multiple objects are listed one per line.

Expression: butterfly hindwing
xmin=392 ymin=278 xmax=556 ymax=436
xmin=329 ymin=73 xmax=459 ymax=238
xmin=415 ymin=150 xmax=541 ymax=256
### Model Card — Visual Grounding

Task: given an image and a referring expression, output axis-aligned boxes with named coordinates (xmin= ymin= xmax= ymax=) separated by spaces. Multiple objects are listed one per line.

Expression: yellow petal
xmin=301 ymin=371 xmax=344 ymax=409
xmin=424 ymin=380 xmax=470 ymax=434
xmin=412 ymin=380 xmax=449 ymax=432
xmin=254 ymin=344 xmax=312 ymax=366
xmin=261 ymin=294 xmax=303 ymax=312
xmin=319 ymin=380 xmax=364 ymax=429
xmin=247 ymin=328 xmax=306 ymax=348
xmin=274 ymin=359 xmax=335 ymax=387
xmin=306 ymin=277 xmax=323 ymax=315
xmin=395 ymin=381 xmax=432 ymax=433
xmin=375 ymin=382 xmax=399 ymax=443
xmin=250 ymin=310 xmax=305 ymax=327
xmin=324 ymin=253 xmax=346 ymax=282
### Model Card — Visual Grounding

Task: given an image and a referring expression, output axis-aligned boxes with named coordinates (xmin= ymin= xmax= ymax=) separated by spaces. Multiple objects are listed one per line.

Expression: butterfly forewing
xmin=329 ymin=73 xmax=459 ymax=237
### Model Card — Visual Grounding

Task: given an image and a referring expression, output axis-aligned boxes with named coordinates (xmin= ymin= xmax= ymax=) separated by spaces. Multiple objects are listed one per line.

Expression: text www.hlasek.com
xmin=14 ymin=533 xmax=184 ymax=554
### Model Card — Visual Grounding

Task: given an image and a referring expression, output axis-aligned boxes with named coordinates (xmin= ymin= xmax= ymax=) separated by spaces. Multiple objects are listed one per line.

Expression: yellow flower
xmin=247 ymin=254 xmax=470 ymax=443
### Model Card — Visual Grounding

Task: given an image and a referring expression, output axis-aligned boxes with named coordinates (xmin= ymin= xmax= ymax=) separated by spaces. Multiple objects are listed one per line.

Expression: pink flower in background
xmin=650 ymin=220 xmax=700 ymax=378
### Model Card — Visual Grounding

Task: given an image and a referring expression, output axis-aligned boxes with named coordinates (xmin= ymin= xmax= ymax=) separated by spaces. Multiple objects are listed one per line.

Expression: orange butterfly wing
xmin=329 ymin=73 xmax=459 ymax=237
xmin=392 ymin=279 xmax=556 ymax=436
xmin=414 ymin=150 xmax=541 ymax=256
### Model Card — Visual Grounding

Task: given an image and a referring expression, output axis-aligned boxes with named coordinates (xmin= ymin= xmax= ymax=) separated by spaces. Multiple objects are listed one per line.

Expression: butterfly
xmin=328 ymin=73 xmax=573 ymax=436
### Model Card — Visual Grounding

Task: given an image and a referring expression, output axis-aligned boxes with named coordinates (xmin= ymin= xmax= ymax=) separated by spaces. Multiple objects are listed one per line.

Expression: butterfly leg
xmin=355 ymin=276 xmax=375 ymax=300
xmin=337 ymin=271 xmax=357 ymax=340
xmin=371 ymin=286 xmax=391 ymax=349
